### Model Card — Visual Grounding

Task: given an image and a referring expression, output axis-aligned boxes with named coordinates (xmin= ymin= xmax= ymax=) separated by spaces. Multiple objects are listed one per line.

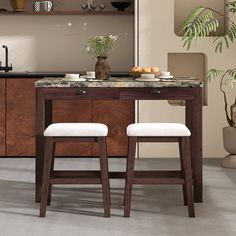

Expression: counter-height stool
xmin=124 ymin=123 xmax=195 ymax=217
xmin=40 ymin=123 xmax=110 ymax=217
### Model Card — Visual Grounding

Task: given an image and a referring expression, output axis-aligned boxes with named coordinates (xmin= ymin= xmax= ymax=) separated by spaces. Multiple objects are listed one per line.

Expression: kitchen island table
xmin=35 ymin=77 xmax=203 ymax=203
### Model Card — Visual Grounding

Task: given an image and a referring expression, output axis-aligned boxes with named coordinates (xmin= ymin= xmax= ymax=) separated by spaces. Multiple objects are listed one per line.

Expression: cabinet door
xmin=0 ymin=79 xmax=6 ymax=156
xmin=92 ymin=100 xmax=135 ymax=156
xmin=6 ymin=79 xmax=36 ymax=156
xmin=6 ymin=79 xmax=92 ymax=157
xmin=53 ymin=100 xmax=92 ymax=156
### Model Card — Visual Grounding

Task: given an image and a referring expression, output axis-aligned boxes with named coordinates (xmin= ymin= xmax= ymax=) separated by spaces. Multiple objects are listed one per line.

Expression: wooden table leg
xmin=185 ymin=88 xmax=203 ymax=203
xmin=35 ymin=88 xmax=45 ymax=202
xmin=185 ymin=100 xmax=194 ymax=165
xmin=35 ymin=89 xmax=53 ymax=203
xmin=193 ymin=88 xmax=203 ymax=203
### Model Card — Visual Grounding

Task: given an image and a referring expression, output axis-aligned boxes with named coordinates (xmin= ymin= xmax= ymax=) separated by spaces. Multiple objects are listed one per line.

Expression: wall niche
xmin=168 ymin=53 xmax=207 ymax=105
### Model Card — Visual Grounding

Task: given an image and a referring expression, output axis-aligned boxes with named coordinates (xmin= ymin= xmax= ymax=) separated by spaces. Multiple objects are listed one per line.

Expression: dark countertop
xmin=0 ymin=72 xmax=131 ymax=78
xmin=35 ymin=77 xmax=203 ymax=88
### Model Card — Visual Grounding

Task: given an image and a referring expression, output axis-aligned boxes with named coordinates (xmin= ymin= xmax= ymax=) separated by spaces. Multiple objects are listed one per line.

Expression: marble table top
xmin=35 ymin=77 xmax=203 ymax=88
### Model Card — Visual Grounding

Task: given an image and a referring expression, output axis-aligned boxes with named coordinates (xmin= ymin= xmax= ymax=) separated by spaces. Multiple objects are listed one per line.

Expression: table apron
xmin=42 ymin=87 xmax=199 ymax=100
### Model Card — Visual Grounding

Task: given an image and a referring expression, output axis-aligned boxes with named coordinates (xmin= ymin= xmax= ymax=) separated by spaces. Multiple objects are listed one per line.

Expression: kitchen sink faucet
xmin=0 ymin=45 xmax=13 ymax=72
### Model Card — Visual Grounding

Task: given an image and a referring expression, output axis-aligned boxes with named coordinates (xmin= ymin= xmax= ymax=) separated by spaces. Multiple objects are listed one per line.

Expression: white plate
xmin=87 ymin=79 xmax=103 ymax=82
xmin=80 ymin=75 xmax=96 ymax=79
xmin=62 ymin=78 xmax=86 ymax=82
xmin=158 ymin=75 xmax=174 ymax=79
xmin=135 ymin=78 xmax=160 ymax=82
xmin=160 ymin=79 xmax=176 ymax=82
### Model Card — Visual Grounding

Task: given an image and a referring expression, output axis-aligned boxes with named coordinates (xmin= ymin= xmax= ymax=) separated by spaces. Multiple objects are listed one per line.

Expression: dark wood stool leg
xmin=181 ymin=137 xmax=195 ymax=217
xmin=179 ymin=138 xmax=187 ymax=206
xmin=40 ymin=137 xmax=53 ymax=217
xmin=105 ymin=138 xmax=111 ymax=206
xmin=123 ymin=154 xmax=129 ymax=206
xmin=98 ymin=137 xmax=111 ymax=217
xmin=47 ymin=142 xmax=56 ymax=206
xmin=124 ymin=137 xmax=137 ymax=217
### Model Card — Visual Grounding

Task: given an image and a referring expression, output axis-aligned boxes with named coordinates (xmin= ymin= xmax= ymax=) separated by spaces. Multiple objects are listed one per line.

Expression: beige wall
xmin=138 ymin=0 xmax=236 ymax=158
xmin=0 ymin=0 xmax=134 ymax=72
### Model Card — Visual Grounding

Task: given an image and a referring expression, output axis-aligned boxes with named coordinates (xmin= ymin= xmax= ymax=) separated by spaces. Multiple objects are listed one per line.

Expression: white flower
xmin=109 ymin=35 xmax=118 ymax=41
xmin=86 ymin=46 xmax=90 ymax=52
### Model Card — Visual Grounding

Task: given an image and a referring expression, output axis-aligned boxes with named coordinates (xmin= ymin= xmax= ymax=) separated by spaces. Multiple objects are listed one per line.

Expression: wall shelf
xmin=0 ymin=10 xmax=134 ymax=16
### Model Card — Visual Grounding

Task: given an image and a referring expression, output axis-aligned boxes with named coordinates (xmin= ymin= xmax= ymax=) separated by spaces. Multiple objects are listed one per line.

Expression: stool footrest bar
xmin=133 ymin=170 xmax=184 ymax=185
xmin=49 ymin=171 xmax=102 ymax=184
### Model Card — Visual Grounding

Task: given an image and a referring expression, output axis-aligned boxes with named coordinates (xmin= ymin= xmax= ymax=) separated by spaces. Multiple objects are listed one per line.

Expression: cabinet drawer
xmin=44 ymin=88 xmax=120 ymax=100
xmin=119 ymin=87 xmax=196 ymax=100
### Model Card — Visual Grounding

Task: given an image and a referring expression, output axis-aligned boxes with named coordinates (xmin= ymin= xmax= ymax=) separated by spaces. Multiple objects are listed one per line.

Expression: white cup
xmin=65 ymin=74 xmax=80 ymax=79
xmin=161 ymin=71 xmax=171 ymax=76
xmin=86 ymin=71 xmax=95 ymax=77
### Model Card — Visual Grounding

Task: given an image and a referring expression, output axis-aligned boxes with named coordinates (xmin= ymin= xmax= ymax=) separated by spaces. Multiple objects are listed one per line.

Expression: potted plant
xmin=180 ymin=1 xmax=236 ymax=167
xmin=86 ymin=35 xmax=118 ymax=80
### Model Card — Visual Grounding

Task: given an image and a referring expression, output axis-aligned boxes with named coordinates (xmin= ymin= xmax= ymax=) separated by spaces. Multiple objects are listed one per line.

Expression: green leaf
xmin=180 ymin=7 xmax=219 ymax=49
xmin=206 ymin=69 xmax=225 ymax=82
xmin=215 ymin=41 xmax=223 ymax=52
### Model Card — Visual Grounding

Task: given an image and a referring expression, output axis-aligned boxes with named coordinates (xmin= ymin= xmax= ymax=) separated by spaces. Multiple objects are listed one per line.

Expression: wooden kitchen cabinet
xmin=53 ymin=100 xmax=92 ymax=156
xmin=6 ymin=79 xmax=92 ymax=156
xmin=6 ymin=79 xmax=37 ymax=156
xmin=0 ymin=79 xmax=6 ymax=156
xmin=92 ymin=100 xmax=135 ymax=156
xmin=54 ymin=100 xmax=134 ymax=157
xmin=4 ymin=79 xmax=133 ymax=157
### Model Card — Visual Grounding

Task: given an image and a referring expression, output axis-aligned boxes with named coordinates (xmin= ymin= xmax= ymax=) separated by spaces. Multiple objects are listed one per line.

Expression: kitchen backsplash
xmin=0 ymin=0 xmax=134 ymax=72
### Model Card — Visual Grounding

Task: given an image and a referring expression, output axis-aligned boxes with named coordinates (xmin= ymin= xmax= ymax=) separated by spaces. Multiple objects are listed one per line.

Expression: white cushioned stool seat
xmin=44 ymin=123 xmax=108 ymax=137
xmin=127 ymin=123 xmax=191 ymax=137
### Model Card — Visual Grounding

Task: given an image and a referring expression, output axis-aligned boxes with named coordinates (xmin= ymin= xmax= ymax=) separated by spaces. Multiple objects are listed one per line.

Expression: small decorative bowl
xmin=141 ymin=74 xmax=155 ymax=79
xmin=111 ymin=2 xmax=131 ymax=11
xmin=130 ymin=71 xmax=160 ymax=78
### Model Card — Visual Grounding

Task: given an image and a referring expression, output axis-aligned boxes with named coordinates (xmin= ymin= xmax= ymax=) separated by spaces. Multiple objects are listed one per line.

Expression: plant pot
xmin=10 ymin=0 xmax=27 ymax=11
xmin=95 ymin=57 xmax=110 ymax=80
xmin=222 ymin=126 xmax=236 ymax=168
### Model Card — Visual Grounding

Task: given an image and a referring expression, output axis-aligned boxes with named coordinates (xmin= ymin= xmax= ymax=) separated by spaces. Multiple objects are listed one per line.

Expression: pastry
xmin=142 ymin=67 xmax=152 ymax=73
xmin=151 ymin=67 xmax=160 ymax=74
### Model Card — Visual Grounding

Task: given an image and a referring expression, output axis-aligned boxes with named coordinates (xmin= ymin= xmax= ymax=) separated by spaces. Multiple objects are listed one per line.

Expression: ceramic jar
xmin=95 ymin=57 xmax=110 ymax=80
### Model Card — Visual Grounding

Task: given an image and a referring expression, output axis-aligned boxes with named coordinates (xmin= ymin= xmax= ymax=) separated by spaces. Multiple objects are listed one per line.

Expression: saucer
xmin=62 ymin=78 xmax=86 ymax=82
xmin=160 ymin=79 xmax=176 ymax=82
xmin=81 ymin=75 xmax=96 ymax=79
xmin=135 ymin=78 xmax=160 ymax=82
xmin=87 ymin=79 xmax=103 ymax=82
xmin=158 ymin=75 xmax=174 ymax=79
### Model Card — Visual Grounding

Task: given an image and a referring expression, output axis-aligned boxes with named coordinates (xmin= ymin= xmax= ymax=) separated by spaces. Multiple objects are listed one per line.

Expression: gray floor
xmin=0 ymin=158 xmax=236 ymax=236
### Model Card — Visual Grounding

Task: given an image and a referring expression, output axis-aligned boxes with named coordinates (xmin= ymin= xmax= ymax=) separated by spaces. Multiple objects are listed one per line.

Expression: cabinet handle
xmin=77 ymin=89 xmax=86 ymax=95
xmin=151 ymin=89 xmax=161 ymax=95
